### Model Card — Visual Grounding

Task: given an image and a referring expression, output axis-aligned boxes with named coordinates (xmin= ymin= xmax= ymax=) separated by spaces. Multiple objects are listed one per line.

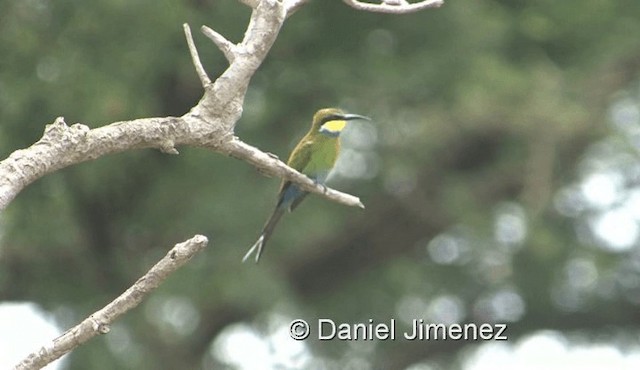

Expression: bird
xmin=243 ymin=108 xmax=371 ymax=263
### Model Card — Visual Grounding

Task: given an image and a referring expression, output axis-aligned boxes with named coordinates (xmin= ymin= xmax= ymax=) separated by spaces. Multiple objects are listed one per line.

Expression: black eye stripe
xmin=321 ymin=114 xmax=344 ymax=124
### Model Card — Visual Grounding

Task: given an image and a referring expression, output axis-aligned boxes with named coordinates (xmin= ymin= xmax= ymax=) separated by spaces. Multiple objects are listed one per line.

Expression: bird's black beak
xmin=342 ymin=113 xmax=371 ymax=121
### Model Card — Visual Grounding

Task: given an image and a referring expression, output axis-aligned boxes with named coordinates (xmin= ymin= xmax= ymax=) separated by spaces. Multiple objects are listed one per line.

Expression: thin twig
xmin=12 ymin=235 xmax=209 ymax=370
xmin=201 ymin=26 xmax=238 ymax=64
xmin=342 ymin=0 xmax=443 ymax=14
xmin=183 ymin=23 xmax=211 ymax=87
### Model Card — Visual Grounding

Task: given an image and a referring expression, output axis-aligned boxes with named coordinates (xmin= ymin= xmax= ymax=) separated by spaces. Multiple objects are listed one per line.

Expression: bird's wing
xmin=279 ymin=139 xmax=313 ymax=193
xmin=287 ymin=139 xmax=314 ymax=173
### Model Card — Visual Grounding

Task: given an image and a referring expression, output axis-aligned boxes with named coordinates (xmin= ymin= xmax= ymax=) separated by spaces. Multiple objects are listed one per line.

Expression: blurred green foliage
xmin=2 ymin=0 xmax=640 ymax=369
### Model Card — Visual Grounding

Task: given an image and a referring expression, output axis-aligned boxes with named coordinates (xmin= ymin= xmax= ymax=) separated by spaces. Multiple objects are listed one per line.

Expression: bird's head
xmin=312 ymin=108 xmax=371 ymax=137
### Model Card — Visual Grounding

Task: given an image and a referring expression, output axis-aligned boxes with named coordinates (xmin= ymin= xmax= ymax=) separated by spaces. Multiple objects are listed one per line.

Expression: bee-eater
xmin=243 ymin=108 xmax=371 ymax=263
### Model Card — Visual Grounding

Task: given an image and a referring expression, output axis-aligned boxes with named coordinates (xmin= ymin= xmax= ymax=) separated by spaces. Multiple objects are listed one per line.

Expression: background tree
xmin=2 ymin=0 xmax=640 ymax=369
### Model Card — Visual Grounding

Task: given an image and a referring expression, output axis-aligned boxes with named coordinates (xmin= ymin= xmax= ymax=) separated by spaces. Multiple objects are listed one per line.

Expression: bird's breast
xmin=303 ymin=139 xmax=340 ymax=182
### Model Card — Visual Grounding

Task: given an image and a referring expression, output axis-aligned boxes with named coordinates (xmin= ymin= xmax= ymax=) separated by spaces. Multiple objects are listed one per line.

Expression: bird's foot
xmin=311 ymin=177 xmax=329 ymax=194
xmin=313 ymin=180 xmax=328 ymax=194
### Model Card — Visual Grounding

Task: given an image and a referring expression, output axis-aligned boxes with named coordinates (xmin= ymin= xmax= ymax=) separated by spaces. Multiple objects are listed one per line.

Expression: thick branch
xmin=0 ymin=115 xmax=224 ymax=211
xmin=202 ymin=0 xmax=286 ymax=109
xmin=342 ymin=0 xmax=443 ymax=13
xmin=13 ymin=235 xmax=209 ymax=370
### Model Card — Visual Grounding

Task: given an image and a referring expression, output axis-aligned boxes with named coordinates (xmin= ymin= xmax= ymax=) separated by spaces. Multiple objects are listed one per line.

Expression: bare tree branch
xmin=0 ymin=115 xmax=217 ymax=211
xmin=343 ymin=0 xmax=444 ymax=14
xmin=183 ymin=24 xmax=211 ymax=86
xmin=12 ymin=235 xmax=209 ymax=370
xmin=201 ymin=25 xmax=238 ymax=64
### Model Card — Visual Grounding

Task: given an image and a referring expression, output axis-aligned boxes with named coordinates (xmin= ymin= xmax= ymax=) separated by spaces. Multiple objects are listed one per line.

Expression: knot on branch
xmin=41 ymin=117 xmax=90 ymax=147
xmin=159 ymin=140 xmax=179 ymax=155
xmin=90 ymin=316 xmax=110 ymax=334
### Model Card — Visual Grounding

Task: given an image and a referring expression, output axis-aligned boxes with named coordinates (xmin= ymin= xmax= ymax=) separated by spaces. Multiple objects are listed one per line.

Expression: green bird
xmin=243 ymin=108 xmax=371 ymax=263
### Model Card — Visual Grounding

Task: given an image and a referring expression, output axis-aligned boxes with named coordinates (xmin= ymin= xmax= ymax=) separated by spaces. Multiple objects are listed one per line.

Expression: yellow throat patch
xmin=320 ymin=119 xmax=347 ymax=134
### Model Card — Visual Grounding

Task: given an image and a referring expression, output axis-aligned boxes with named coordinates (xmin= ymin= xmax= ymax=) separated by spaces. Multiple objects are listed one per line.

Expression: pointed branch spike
xmin=183 ymin=23 xmax=211 ymax=87
xmin=201 ymin=26 xmax=238 ymax=64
